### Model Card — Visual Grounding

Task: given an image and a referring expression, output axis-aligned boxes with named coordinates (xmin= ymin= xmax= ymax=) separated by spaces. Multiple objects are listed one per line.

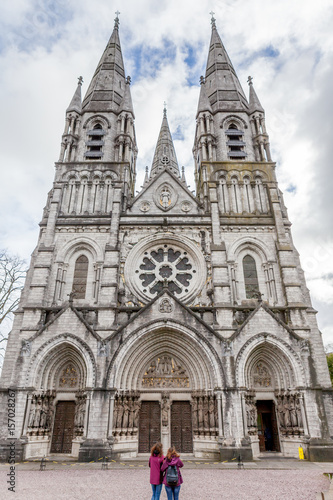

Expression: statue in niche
xmin=295 ymin=396 xmax=303 ymax=428
xmin=197 ymin=396 xmax=204 ymax=428
xmin=289 ymin=396 xmax=298 ymax=428
xmin=160 ymin=187 xmax=171 ymax=208
xmin=128 ymin=397 xmax=135 ymax=428
xmin=161 ymin=395 xmax=170 ymax=427
xmin=122 ymin=397 xmax=130 ymax=429
xmin=133 ymin=399 xmax=141 ymax=428
xmin=116 ymin=398 xmax=124 ymax=428
xmin=192 ymin=397 xmax=198 ymax=431
xmin=208 ymin=396 xmax=216 ymax=429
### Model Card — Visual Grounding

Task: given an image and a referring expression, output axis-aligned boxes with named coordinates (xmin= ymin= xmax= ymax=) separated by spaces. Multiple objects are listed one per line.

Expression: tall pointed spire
xmin=150 ymin=106 xmax=180 ymax=178
xmin=67 ymin=76 xmax=83 ymax=113
xmin=248 ymin=76 xmax=264 ymax=114
xmin=205 ymin=15 xmax=248 ymax=112
xmin=82 ymin=13 xmax=126 ymax=112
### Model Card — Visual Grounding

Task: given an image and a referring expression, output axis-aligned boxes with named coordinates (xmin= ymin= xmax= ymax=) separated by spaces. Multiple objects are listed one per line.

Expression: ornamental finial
xmin=163 ymin=101 xmax=167 ymax=117
xmin=78 ymin=76 xmax=83 ymax=86
xmin=114 ymin=10 xmax=120 ymax=29
xmin=210 ymin=11 xmax=216 ymax=28
xmin=247 ymin=75 xmax=253 ymax=86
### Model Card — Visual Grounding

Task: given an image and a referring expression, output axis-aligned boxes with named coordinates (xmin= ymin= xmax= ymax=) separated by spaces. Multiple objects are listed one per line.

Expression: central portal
xmin=138 ymin=401 xmax=161 ymax=453
xmin=171 ymin=401 xmax=193 ymax=453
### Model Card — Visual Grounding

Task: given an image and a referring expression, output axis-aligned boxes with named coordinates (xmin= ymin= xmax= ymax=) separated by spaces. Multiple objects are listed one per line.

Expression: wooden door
xmin=171 ymin=401 xmax=193 ymax=453
xmin=256 ymin=400 xmax=280 ymax=452
xmin=138 ymin=401 xmax=161 ymax=453
xmin=50 ymin=401 xmax=75 ymax=454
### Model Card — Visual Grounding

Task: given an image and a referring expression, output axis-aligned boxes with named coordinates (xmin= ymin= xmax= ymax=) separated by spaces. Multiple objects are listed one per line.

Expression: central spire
xmin=150 ymin=106 xmax=180 ymax=178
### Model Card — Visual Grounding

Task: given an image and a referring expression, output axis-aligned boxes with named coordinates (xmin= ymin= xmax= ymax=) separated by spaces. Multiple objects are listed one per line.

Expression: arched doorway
xmin=108 ymin=324 xmax=224 ymax=458
xmin=24 ymin=338 xmax=94 ymax=458
xmin=237 ymin=334 xmax=307 ymax=458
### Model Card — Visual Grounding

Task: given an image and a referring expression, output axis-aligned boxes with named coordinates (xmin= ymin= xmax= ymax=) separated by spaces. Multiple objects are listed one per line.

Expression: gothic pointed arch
xmin=235 ymin=333 xmax=306 ymax=390
xmin=107 ymin=321 xmax=225 ymax=391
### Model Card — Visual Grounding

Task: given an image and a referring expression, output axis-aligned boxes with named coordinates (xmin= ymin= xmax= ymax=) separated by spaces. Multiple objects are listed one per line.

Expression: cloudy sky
xmin=1 ymin=0 xmax=333 ymax=346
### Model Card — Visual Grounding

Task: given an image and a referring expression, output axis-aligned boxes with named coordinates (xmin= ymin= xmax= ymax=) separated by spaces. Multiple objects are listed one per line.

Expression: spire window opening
xmin=226 ymin=124 xmax=246 ymax=160
xmin=243 ymin=255 xmax=260 ymax=299
xmin=72 ymin=255 xmax=89 ymax=299
xmin=85 ymin=123 xmax=105 ymax=159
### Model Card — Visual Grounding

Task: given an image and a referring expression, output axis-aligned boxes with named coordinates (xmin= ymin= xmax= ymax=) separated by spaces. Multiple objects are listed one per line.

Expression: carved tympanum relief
xmin=142 ymin=355 xmax=189 ymax=388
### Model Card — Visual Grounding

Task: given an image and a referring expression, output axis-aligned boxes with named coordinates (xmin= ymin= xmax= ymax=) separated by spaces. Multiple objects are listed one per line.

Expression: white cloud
xmin=1 ymin=0 xmax=333 ymax=345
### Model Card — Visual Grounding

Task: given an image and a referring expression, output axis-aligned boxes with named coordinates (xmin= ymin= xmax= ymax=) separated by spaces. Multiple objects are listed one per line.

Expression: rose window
xmin=136 ymin=245 xmax=195 ymax=297
xmin=124 ymin=235 xmax=206 ymax=305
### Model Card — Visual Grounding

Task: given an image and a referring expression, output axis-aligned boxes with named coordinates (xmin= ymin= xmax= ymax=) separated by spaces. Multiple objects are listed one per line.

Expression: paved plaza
xmin=0 ymin=458 xmax=332 ymax=499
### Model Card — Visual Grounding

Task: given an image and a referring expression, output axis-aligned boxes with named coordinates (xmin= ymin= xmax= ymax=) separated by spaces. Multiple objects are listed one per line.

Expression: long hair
xmin=166 ymin=446 xmax=180 ymax=460
xmin=151 ymin=442 xmax=163 ymax=457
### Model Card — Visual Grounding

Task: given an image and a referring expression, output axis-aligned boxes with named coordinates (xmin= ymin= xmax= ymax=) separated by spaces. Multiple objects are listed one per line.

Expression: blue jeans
xmin=165 ymin=485 xmax=181 ymax=500
xmin=151 ymin=484 xmax=163 ymax=500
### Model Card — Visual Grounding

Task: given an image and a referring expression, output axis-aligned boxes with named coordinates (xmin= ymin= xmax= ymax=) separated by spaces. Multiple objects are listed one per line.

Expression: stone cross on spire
xmin=210 ymin=11 xmax=216 ymax=28
xmin=163 ymin=101 xmax=167 ymax=117
xmin=114 ymin=10 xmax=120 ymax=28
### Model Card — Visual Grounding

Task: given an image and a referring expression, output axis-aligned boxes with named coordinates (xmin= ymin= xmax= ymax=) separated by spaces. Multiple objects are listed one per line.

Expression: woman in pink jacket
xmin=149 ymin=442 xmax=164 ymax=500
xmin=161 ymin=446 xmax=184 ymax=500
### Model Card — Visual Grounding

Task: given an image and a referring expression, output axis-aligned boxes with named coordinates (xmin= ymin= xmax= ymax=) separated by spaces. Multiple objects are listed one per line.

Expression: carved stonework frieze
xmin=253 ymin=362 xmax=271 ymax=388
xmin=142 ymin=355 xmax=189 ymax=388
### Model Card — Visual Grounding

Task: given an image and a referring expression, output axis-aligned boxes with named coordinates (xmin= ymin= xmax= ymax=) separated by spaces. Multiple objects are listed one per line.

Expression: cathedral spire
xmin=82 ymin=12 xmax=127 ymax=112
xmin=150 ymin=106 xmax=180 ymax=178
xmin=66 ymin=76 xmax=82 ymax=113
xmin=205 ymin=16 xmax=248 ymax=112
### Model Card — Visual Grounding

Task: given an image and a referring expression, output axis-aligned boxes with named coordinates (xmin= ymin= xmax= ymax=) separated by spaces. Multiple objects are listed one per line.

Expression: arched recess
xmin=26 ymin=334 xmax=96 ymax=390
xmin=107 ymin=322 xmax=225 ymax=391
xmin=235 ymin=334 xmax=305 ymax=391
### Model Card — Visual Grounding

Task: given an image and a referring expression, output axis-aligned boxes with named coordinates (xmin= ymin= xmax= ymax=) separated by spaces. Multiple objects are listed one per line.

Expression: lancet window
xmin=72 ymin=255 xmax=89 ymax=299
xmin=243 ymin=255 xmax=260 ymax=299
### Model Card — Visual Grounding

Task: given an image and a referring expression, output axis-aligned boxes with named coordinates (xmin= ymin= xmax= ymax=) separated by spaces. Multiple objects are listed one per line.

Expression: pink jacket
xmin=149 ymin=454 xmax=165 ymax=485
xmin=161 ymin=456 xmax=184 ymax=486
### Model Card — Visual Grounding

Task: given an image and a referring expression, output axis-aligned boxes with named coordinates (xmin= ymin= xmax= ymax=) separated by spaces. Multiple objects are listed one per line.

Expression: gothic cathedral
xmin=1 ymin=15 xmax=332 ymax=462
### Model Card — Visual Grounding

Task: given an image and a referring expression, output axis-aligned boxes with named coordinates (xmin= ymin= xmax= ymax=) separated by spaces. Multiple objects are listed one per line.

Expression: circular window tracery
xmin=124 ymin=235 xmax=206 ymax=305
xmin=138 ymin=245 xmax=194 ymax=297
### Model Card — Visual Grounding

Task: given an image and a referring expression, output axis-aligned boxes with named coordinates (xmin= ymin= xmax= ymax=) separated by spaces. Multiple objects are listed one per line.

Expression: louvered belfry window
xmin=243 ymin=255 xmax=259 ymax=299
xmin=72 ymin=255 xmax=88 ymax=299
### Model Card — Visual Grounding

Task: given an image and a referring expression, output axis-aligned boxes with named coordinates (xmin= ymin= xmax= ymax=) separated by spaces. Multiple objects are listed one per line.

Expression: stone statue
xmin=161 ymin=396 xmax=170 ymax=427
xmin=289 ymin=396 xmax=298 ymax=428
xmin=122 ymin=397 xmax=130 ymax=429
xmin=128 ymin=397 xmax=135 ymax=428
xmin=198 ymin=396 xmax=204 ymax=428
xmin=209 ymin=396 xmax=215 ymax=429
xmin=116 ymin=397 xmax=124 ymax=429
xmin=133 ymin=400 xmax=141 ymax=428
xmin=203 ymin=396 xmax=209 ymax=430
xmin=192 ymin=397 xmax=198 ymax=431
xmin=161 ymin=188 xmax=171 ymax=208
xmin=295 ymin=396 xmax=303 ymax=429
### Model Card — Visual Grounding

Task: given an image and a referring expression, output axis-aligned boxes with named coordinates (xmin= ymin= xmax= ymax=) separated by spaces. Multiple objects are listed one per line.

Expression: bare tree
xmin=0 ymin=250 xmax=27 ymax=369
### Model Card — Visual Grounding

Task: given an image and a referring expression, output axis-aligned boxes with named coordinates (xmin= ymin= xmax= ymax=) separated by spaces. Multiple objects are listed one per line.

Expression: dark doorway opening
xmin=50 ymin=401 xmax=75 ymax=454
xmin=138 ymin=401 xmax=161 ymax=453
xmin=256 ymin=400 xmax=280 ymax=452
xmin=171 ymin=401 xmax=193 ymax=453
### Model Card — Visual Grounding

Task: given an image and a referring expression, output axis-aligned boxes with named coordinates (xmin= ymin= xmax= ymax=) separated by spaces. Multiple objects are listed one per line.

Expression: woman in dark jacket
xmin=149 ymin=442 xmax=164 ymax=500
xmin=161 ymin=446 xmax=184 ymax=500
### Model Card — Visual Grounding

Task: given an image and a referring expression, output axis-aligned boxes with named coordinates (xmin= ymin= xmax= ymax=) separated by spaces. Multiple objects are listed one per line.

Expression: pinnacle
xmin=66 ymin=77 xmax=82 ymax=114
xmin=248 ymin=76 xmax=265 ymax=114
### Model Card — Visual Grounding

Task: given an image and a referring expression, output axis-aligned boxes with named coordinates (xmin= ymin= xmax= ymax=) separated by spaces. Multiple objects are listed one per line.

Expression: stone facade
xmin=0 ymin=15 xmax=332 ymax=462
